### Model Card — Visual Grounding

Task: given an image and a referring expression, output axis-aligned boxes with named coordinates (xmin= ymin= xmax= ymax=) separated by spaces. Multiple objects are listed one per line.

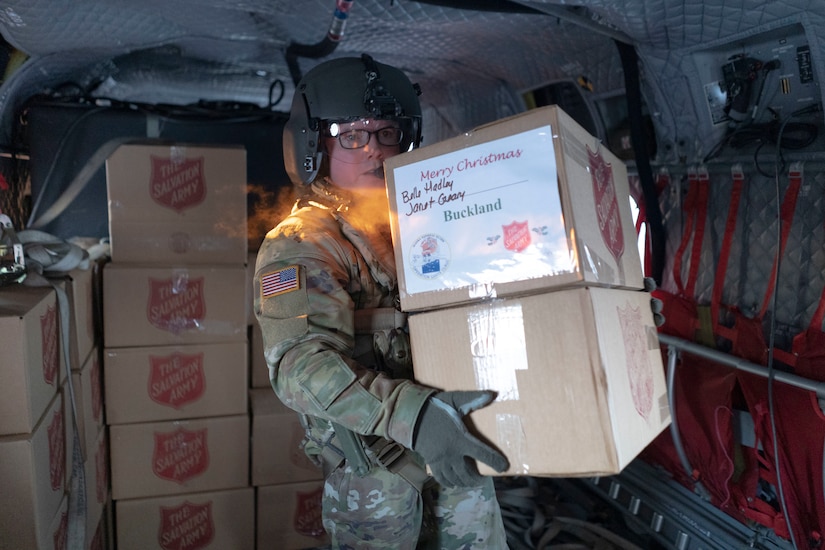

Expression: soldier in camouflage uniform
xmin=253 ymin=55 xmax=509 ymax=549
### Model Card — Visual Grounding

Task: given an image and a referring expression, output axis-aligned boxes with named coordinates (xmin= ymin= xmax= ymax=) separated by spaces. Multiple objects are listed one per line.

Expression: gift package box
xmin=0 ymin=392 xmax=66 ymax=549
xmin=102 ymin=263 xmax=247 ymax=348
xmin=114 ymin=488 xmax=255 ymax=550
xmin=256 ymin=481 xmax=328 ymax=550
xmin=0 ymin=285 xmax=62 ymax=436
xmin=388 ymin=106 xmax=668 ymax=477
xmin=249 ymin=389 xmax=323 ymax=487
xmin=384 ymin=104 xmax=644 ymax=313
xmin=106 ymin=143 xmax=247 ymax=265
xmin=108 ymin=414 xmax=249 ymax=501
xmin=409 ymin=286 xmax=669 ymax=477
xmin=104 ymin=342 xmax=248 ymax=424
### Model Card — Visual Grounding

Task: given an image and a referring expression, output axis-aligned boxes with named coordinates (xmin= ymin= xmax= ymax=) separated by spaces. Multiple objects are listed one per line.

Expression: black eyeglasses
xmin=327 ymin=123 xmax=404 ymax=150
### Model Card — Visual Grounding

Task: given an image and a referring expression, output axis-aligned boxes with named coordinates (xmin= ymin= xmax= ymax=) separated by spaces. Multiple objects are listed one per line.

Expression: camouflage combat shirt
xmin=253 ymin=179 xmax=435 ymax=451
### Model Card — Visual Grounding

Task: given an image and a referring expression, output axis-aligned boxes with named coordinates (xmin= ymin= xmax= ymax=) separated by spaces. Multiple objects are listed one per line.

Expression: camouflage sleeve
xmin=253 ymin=214 xmax=434 ymax=449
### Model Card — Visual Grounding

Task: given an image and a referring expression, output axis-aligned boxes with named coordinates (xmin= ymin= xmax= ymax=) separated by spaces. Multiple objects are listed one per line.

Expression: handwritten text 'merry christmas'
xmin=399 ymin=147 xmax=523 ymax=219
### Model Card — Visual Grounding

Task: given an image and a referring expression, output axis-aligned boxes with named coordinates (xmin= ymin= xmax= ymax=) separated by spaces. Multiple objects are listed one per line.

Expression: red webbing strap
xmin=808 ymin=271 xmax=825 ymax=333
xmin=685 ymin=167 xmax=710 ymax=297
xmin=711 ymin=165 xmax=745 ymax=342
xmin=758 ymin=164 xmax=803 ymax=319
xmin=797 ymin=206 xmax=825 ymax=340
xmin=765 ymin=164 xmax=805 ymax=366
xmin=672 ymin=168 xmax=697 ymax=294
xmin=785 ymin=245 xmax=825 ymax=369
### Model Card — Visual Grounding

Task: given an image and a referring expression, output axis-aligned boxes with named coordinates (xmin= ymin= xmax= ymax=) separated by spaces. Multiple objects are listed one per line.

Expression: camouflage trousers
xmin=322 ymin=458 xmax=507 ymax=549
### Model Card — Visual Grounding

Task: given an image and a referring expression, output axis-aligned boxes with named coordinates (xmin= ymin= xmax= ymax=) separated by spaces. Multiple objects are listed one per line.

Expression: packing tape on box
xmin=468 ymin=302 xmax=527 ymax=401
xmin=468 ymin=302 xmax=530 ymax=473
xmin=580 ymin=242 xmax=622 ymax=284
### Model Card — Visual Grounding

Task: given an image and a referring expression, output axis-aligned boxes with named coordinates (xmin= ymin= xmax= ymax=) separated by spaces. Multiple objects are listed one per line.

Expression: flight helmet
xmin=283 ymin=54 xmax=422 ymax=185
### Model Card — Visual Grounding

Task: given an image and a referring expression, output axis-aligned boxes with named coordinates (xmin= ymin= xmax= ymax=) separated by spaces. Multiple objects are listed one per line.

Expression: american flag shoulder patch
xmin=261 ymin=265 xmax=300 ymax=298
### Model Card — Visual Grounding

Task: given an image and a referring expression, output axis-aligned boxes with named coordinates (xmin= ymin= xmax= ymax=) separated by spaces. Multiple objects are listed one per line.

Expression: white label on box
xmin=467 ymin=303 xmax=528 ymax=401
xmin=391 ymin=126 xmax=573 ymax=296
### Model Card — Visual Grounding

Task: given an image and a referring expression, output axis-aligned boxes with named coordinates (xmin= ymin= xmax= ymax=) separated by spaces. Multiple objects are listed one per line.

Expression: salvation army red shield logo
xmin=502 ymin=220 xmax=531 ymax=252
xmin=152 ymin=427 xmax=209 ymax=483
xmin=149 ymin=352 xmax=206 ymax=409
xmin=617 ymin=302 xmax=653 ymax=420
xmin=41 ymin=304 xmax=58 ymax=386
xmin=47 ymin=408 xmax=65 ymax=491
xmin=294 ymin=487 xmax=325 ymax=538
xmin=150 ymin=155 xmax=206 ymax=213
xmin=147 ymin=277 xmax=206 ymax=334
xmin=587 ymin=145 xmax=624 ymax=262
xmin=158 ymin=501 xmax=215 ymax=550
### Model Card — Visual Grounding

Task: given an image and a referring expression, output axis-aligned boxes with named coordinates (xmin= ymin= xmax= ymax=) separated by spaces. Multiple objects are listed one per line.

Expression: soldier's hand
xmin=412 ymin=391 xmax=508 ymax=488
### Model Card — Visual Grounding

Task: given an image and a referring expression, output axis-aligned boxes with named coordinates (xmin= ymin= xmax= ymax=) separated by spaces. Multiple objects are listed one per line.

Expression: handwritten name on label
xmin=400 ymin=147 xmax=524 ymax=219
xmin=402 ymin=178 xmax=469 ymax=216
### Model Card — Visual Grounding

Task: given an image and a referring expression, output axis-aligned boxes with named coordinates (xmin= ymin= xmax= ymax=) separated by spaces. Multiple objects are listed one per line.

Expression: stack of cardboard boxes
xmin=247 ymin=257 xmax=328 ymax=549
xmin=0 ymin=285 xmax=67 ymax=549
xmin=102 ymin=143 xmax=254 ymax=549
xmin=0 ymin=265 xmax=109 ymax=549
xmin=67 ymin=266 xmax=111 ymax=549
xmin=384 ymin=105 xmax=671 ymax=478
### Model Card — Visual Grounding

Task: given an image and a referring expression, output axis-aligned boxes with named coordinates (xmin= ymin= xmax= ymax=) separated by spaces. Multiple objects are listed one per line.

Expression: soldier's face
xmin=324 ymin=118 xmax=402 ymax=194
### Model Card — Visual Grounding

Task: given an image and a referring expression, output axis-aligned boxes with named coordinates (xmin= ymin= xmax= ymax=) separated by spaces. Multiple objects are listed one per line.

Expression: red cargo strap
xmin=791 ymin=292 xmax=825 ymax=379
xmin=760 ymin=165 xmax=803 ymax=319
xmin=712 ymin=165 xmax=804 ymax=366
xmin=688 ymin=168 xmax=710 ymax=297
xmin=654 ymin=166 xmax=708 ymax=341
xmin=736 ymin=372 xmax=824 ymax=545
xmin=767 ymin=164 xmax=804 ymax=366
xmin=787 ymin=164 xmax=825 ymax=377
xmin=711 ymin=165 xmax=745 ymax=344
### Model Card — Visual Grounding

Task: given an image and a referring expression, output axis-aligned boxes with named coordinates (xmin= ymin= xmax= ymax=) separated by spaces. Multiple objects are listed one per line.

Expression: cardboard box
xmin=0 ymin=392 xmax=66 ymax=549
xmin=73 ymin=348 xmax=104 ymax=457
xmin=88 ymin=509 xmax=111 ymax=550
xmin=384 ymin=105 xmax=644 ymax=312
xmin=49 ymin=491 xmax=109 ymax=550
xmin=87 ymin=499 xmax=115 ymax=550
xmin=104 ymin=342 xmax=248 ymax=424
xmin=60 ymin=384 xmax=76 ymax=493
xmin=249 ymin=323 xmax=270 ymax=389
xmin=409 ymin=286 xmax=670 ymax=477
xmin=85 ymin=426 xmax=110 ymax=545
xmin=250 ymin=389 xmax=323 ymax=486
xmin=106 ymin=143 xmax=248 ymax=265
xmin=115 ymin=488 xmax=254 ymax=550
xmin=0 ymin=285 xmax=61 ymax=435
xmin=256 ymin=481 xmax=329 ymax=550
xmin=102 ymin=263 xmax=247 ymax=348
xmin=65 ymin=267 xmax=97 ymax=371
xmin=47 ymin=496 xmax=68 ymax=550
xmin=109 ymin=415 xmax=249 ymax=500
xmin=246 ymin=251 xmax=257 ymax=326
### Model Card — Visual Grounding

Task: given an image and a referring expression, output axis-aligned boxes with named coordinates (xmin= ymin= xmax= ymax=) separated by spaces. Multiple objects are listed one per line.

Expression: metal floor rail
xmin=584 ymin=459 xmax=793 ymax=550
xmin=578 ymin=333 xmax=825 ymax=550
